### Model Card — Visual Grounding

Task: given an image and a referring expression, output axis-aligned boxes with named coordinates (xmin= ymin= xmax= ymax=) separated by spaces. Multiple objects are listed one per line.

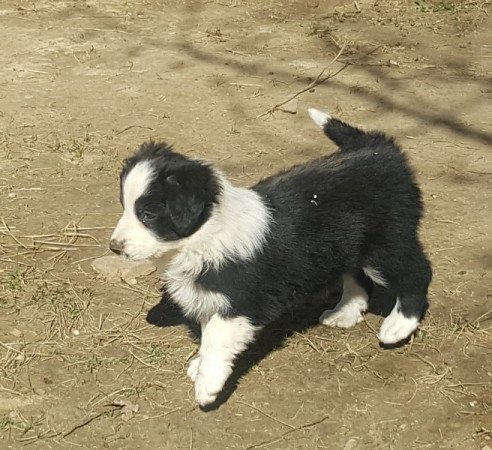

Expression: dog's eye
xmin=139 ymin=211 xmax=156 ymax=224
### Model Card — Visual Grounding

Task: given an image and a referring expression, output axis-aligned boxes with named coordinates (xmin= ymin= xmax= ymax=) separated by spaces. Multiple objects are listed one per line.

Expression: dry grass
xmin=0 ymin=218 xmax=103 ymax=266
xmin=0 ymin=262 xmax=193 ymax=445
xmin=1 ymin=220 xmax=490 ymax=446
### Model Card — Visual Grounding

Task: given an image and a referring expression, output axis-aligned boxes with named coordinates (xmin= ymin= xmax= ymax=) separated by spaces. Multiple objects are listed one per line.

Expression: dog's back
xmin=246 ymin=110 xmax=431 ymax=338
xmin=254 ymin=109 xmax=422 ymax=236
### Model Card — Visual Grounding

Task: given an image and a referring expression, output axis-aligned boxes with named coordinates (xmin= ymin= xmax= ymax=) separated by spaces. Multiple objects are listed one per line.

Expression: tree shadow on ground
xmin=171 ymin=40 xmax=492 ymax=146
xmin=146 ymin=0 xmax=491 ymax=147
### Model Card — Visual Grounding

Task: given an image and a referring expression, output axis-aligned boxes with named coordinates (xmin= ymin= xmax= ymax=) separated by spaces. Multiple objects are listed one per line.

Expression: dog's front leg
xmin=193 ymin=314 xmax=257 ymax=407
xmin=186 ymin=318 xmax=210 ymax=382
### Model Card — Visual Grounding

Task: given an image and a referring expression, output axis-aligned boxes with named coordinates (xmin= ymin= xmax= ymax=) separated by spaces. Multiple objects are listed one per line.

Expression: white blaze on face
xmin=111 ymin=161 xmax=173 ymax=260
xmin=121 ymin=161 xmax=155 ymax=212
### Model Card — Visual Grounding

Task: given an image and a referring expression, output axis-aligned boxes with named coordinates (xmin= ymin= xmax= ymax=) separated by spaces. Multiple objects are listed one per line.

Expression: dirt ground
xmin=0 ymin=0 xmax=491 ymax=448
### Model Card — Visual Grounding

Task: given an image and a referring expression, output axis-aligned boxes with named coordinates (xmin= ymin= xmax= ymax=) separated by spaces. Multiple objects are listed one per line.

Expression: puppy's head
xmin=110 ymin=142 xmax=221 ymax=260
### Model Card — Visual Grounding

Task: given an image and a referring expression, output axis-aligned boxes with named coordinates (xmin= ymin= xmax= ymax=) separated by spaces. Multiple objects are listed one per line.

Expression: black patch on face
xmin=120 ymin=141 xmax=221 ymax=240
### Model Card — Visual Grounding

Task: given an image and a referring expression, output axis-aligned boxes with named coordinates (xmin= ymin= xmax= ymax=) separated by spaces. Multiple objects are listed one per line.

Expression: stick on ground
xmin=257 ymin=43 xmax=348 ymax=119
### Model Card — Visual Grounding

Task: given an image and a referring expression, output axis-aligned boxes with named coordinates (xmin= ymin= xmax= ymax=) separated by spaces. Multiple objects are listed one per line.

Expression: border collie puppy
xmin=110 ymin=108 xmax=432 ymax=407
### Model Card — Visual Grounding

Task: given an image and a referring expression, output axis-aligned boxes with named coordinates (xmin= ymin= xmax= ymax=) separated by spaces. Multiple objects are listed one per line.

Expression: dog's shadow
xmin=146 ymin=283 xmax=394 ymax=411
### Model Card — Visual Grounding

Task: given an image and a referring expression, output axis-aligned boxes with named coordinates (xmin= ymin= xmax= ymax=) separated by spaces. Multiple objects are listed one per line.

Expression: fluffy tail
xmin=308 ymin=108 xmax=394 ymax=152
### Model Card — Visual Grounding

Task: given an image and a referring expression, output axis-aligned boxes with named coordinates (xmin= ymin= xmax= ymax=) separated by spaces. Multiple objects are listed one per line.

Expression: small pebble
xmin=343 ymin=438 xmax=359 ymax=450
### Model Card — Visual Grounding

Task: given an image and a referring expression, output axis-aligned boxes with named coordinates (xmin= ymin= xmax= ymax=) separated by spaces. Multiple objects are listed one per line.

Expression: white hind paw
xmin=319 ymin=307 xmax=364 ymax=328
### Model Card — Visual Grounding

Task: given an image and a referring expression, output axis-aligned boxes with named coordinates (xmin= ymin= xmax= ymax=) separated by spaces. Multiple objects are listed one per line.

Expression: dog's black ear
xmin=165 ymin=175 xmax=206 ymax=237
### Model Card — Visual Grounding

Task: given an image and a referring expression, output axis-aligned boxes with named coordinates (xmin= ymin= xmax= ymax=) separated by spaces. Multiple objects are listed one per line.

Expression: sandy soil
xmin=0 ymin=0 xmax=491 ymax=448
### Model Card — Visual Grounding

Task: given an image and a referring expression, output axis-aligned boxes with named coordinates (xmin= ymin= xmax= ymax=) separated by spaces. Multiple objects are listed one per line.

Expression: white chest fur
xmin=164 ymin=251 xmax=231 ymax=322
xmin=163 ymin=177 xmax=271 ymax=323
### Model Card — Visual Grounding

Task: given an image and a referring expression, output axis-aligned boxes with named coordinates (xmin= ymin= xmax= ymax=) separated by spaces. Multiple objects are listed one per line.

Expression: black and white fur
xmin=110 ymin=108 xmax=432 ymax=407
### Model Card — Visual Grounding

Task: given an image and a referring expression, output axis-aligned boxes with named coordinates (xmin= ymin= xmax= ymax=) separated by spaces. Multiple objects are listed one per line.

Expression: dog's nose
xmin=109 ymin=239 xmax=125 ymax=255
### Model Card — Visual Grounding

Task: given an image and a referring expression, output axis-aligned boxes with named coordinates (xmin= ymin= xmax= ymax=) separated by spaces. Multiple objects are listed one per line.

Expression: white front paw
xmin=194 ymin=360 xmax=232 ymax=407
xmin=187 ymin=356 xmax=201 ymax=381
xmin=379 ymin=314 xmax=419 ymax=345
xmin=319 ymin=307 xmax=364 ymax=328
xmin=195 ymin=379 xmax=220 ymax=407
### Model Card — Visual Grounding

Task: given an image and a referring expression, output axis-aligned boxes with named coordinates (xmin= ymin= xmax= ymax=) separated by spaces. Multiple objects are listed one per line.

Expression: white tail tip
xmin=308 ymin=108 xmax=331 ymax=129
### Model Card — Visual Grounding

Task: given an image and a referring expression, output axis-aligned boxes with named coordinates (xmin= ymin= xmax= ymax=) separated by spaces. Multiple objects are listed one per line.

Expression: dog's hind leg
xmin=319 ymin=272 xmax=371 ymax=328
xmin=378 ymin=246 xmax=432 ymax=346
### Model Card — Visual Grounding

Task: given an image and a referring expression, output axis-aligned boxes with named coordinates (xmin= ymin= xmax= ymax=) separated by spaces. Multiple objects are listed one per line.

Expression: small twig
xmin=0 ymin=257 xmax=32 ymax=266
xmin=1 ymin=217 xmax=27 ymax=249
xmin=87 ymin=388 xmax=135 ymax=408
xmin=137 ymin=408 xmax=182 ymax=422
xmin=128 ymin=349 xmax=174 ymax=373
xmin=293 ymin=331 xmax=320 ymax=353
xmin=20 ymin=234 xmax=58 ymax=238
xmin=0 ymin=341 xmax=24 ymax=354
xmin=438 ymin=387 xmax=457 ymax=404
xmin=115 ymin=125 xmax=154 ymax=135
xmin=73 ymin=226 xmax=114 ymax=231
xmin=363 ymin=318 xmax=379 ymax=336
xmin=34 ymin=246 xmax=78 ymax=252
xmin=62 ymin=404 xmax=124 ymax=438
xmin=446 ymin=382 xmax=490 ymax=388
xmin=289 ymin=402 xmax=305 ymax=421
xmin=0 ymin=385 xmax=23 ymax=396
xmin=246 ymin=414 xmax=335 ymax=449
xmin=410 ymin=352 xmax=436 ymax=371
xmin=432 ymin=246 xmax=463 ymax=253
xmin=434 ymin=219 xmax=460 ymax=225
xmin=229 ymin=82 xmax=263 ymax=87
xmin=225 ymin=48 xmax=252 ymax=57
xmin=118 ymin=281 xmax=160 ymax=297
xmin=9 ymin=187 xmax=45 ymax=192
xmin=257 ymin=43 xmax=348 ymax=119
xmin=70 ymin=251 xmax=110 ymax=265
xmin=33 ymin=240 xmax=100 ymax=248
xmin=406 ymin=377 xmax=419 ymax=404
xmin=237 ymin=401 xmax=295 ymax=429
xmin=473 ymin=309 xmax=492 ymax=325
